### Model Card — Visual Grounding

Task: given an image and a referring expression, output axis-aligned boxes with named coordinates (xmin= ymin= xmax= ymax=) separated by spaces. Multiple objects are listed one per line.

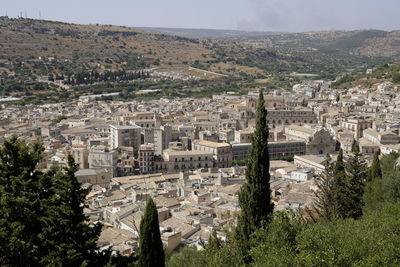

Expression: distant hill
xmin=262 ymin=30 xmax=400 ymax=57
xmin=136 ymin=27 xmax=281 ymax=40
xmin=138 ymin=27 xmax=400 ymax=58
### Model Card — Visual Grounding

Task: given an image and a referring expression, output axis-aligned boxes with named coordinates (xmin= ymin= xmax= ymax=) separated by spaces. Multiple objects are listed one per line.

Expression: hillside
xmin=0 ymin=17 xmax=212 ymax=69
xmin=331 ymin=62 xmax=400 ymax=89
xmin=141 ymin=27 xmax=400 ymax=58
xmin=0 ymin=17 xmax=397 ymax=104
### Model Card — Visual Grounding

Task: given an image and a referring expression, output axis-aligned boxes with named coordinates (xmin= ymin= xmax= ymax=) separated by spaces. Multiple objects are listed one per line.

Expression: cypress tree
xmin=236 ymin=89 xmax=273 ymax=261
xmin=138 ymin=198 xmax=165 ymax=267
xmin=345 ymin=144 xmax=367 ymax=219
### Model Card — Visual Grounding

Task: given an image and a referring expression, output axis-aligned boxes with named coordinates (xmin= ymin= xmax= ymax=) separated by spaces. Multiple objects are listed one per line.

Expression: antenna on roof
xmin=25 ymin=10 xmax=27 ymax=18
xmin=39 ymin=10 xmax=41 ymax=19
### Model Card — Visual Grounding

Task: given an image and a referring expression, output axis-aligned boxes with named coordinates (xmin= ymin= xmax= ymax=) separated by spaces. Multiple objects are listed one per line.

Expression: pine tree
xmin=333 ymin=149 xmax=350 ymax=218
xmin=0 ymin=137 xmax=109 ymax=266
xmin=0 ymin=136 xmax=46 ymax=266
xmin=367 ymin=150 xmax=382 ymax=182
xmin=351 ymin=139 xmax=359 ymax=153
xmin=236 ymin=89 xmax=273 ymax=261
xmin=363 ymin=150 xmax=384 ymax=213
xmin=314 ymin=148 xmax=367 ymax=221
xmin=313 ymin=156 xmax=339 ymax=221
xmin=138 ymin=198 xmax=165 ymax=267
xmin=207 ymin=230 xmax=222 ymax=250
xmin=345 ymin=144 xmax=367 ymax=219
xmin=38 ymin=155 xmax=102 ymax=266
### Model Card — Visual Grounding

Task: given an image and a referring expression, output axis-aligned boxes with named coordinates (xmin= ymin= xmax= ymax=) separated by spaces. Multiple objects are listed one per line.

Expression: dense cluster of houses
xmin=1 ymin=79 xmax=400 ymax=255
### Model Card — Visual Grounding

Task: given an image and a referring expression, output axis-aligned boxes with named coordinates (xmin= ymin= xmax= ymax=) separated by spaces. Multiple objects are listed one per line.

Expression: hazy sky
xmin=1 ymin=0 xmax=399 ymax=32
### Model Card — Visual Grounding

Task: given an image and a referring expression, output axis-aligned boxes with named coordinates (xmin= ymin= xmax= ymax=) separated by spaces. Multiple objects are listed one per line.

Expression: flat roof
xmin=164 ymin=149 xmax=213 ymax=156
xmin=194 ymin=140 xmax=230 ymax=148
xmin=109 ymin=124 xmax=141 ymax=129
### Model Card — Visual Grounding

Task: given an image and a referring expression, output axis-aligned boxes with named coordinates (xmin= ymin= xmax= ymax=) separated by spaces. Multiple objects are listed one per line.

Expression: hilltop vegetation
xmin=332 ymin=63 xmax=400 ymax=89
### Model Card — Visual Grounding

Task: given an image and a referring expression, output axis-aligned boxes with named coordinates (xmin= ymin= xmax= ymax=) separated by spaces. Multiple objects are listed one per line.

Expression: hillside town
xmin=1 ymin=78 xmax=399 ymax=256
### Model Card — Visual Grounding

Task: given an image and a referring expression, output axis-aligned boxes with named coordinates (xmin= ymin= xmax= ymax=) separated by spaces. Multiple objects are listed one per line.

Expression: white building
xmin=109 ymin=124 xmax=142 ymax=152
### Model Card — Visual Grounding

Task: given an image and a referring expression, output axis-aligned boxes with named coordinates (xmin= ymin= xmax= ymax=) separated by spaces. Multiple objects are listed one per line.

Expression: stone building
xmin=71 ymin=145 xmax=89 ymax=169
xmin=340 ymin=117 xmax=373 ymax=140
xmin=363 ymin=128 xmax=400 ymax=145
xmin=234 ymin=129 xmax=254 ymax=143
xmin=193 ymin=140 xmax=232 ymax=168
xmin=109 ymin=125 xmax=142 ymax=152
xmin=232 ymin=140 xmax=306 ymax=161
xmin=139 ymin=144 xmax=155 ymax=174
xmin=267 ymin=109 xmax=318 ymax=128
xmin=157 ymin=149 xmax=214 ymax=173
xmin=88 ymin=146 xmax=118 ymax=176
xmin=285 ymin=125 xmax=336 ymax=155
xmin=75 ymin=168 xmax=112 ymax=186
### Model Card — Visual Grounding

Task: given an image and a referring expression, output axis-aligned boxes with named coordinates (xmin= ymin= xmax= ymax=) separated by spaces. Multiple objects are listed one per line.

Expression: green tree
xmin=37 ymin=155 xmax=103 ymax=266
xmin=167 ymin=247 xmax=204 ymax=267
xmin=138 ymin=198 xmax=165 ymax=267
xmin=367 ymin=150 xmax=382 ymax=182
xmin=206 ymin=230 xmax=222 ymax=251
xmin=313 ymin=156 xmax=339 ymax=221
xmin=333 ymin=149 xmax=350 ymax=219
xmin=250 ymin=211 xmax=302 ymax=267
xmin=0 ymin=137 xmax=110 ymax=266
xmin=314 ymin=149 xmax=362 ymax=221
xmin=236 ymin=89 xmax=273 ymax=262
xmin=351 ymin=139 xmax=359 ymax=153
xmin=363 ymin=150 xmax=383 ymax=213
xmin=345 ymin=144 xmax=367 ymax=219
xmin=0 ymin=136 xmax=45 ymax=266
xmin=296 ymin=203 xmax=400 ymax=267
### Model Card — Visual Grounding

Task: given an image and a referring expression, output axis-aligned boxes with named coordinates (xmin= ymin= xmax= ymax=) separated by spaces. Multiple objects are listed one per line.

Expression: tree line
xmin=58 ymin=70 xmax=151 ymax=85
